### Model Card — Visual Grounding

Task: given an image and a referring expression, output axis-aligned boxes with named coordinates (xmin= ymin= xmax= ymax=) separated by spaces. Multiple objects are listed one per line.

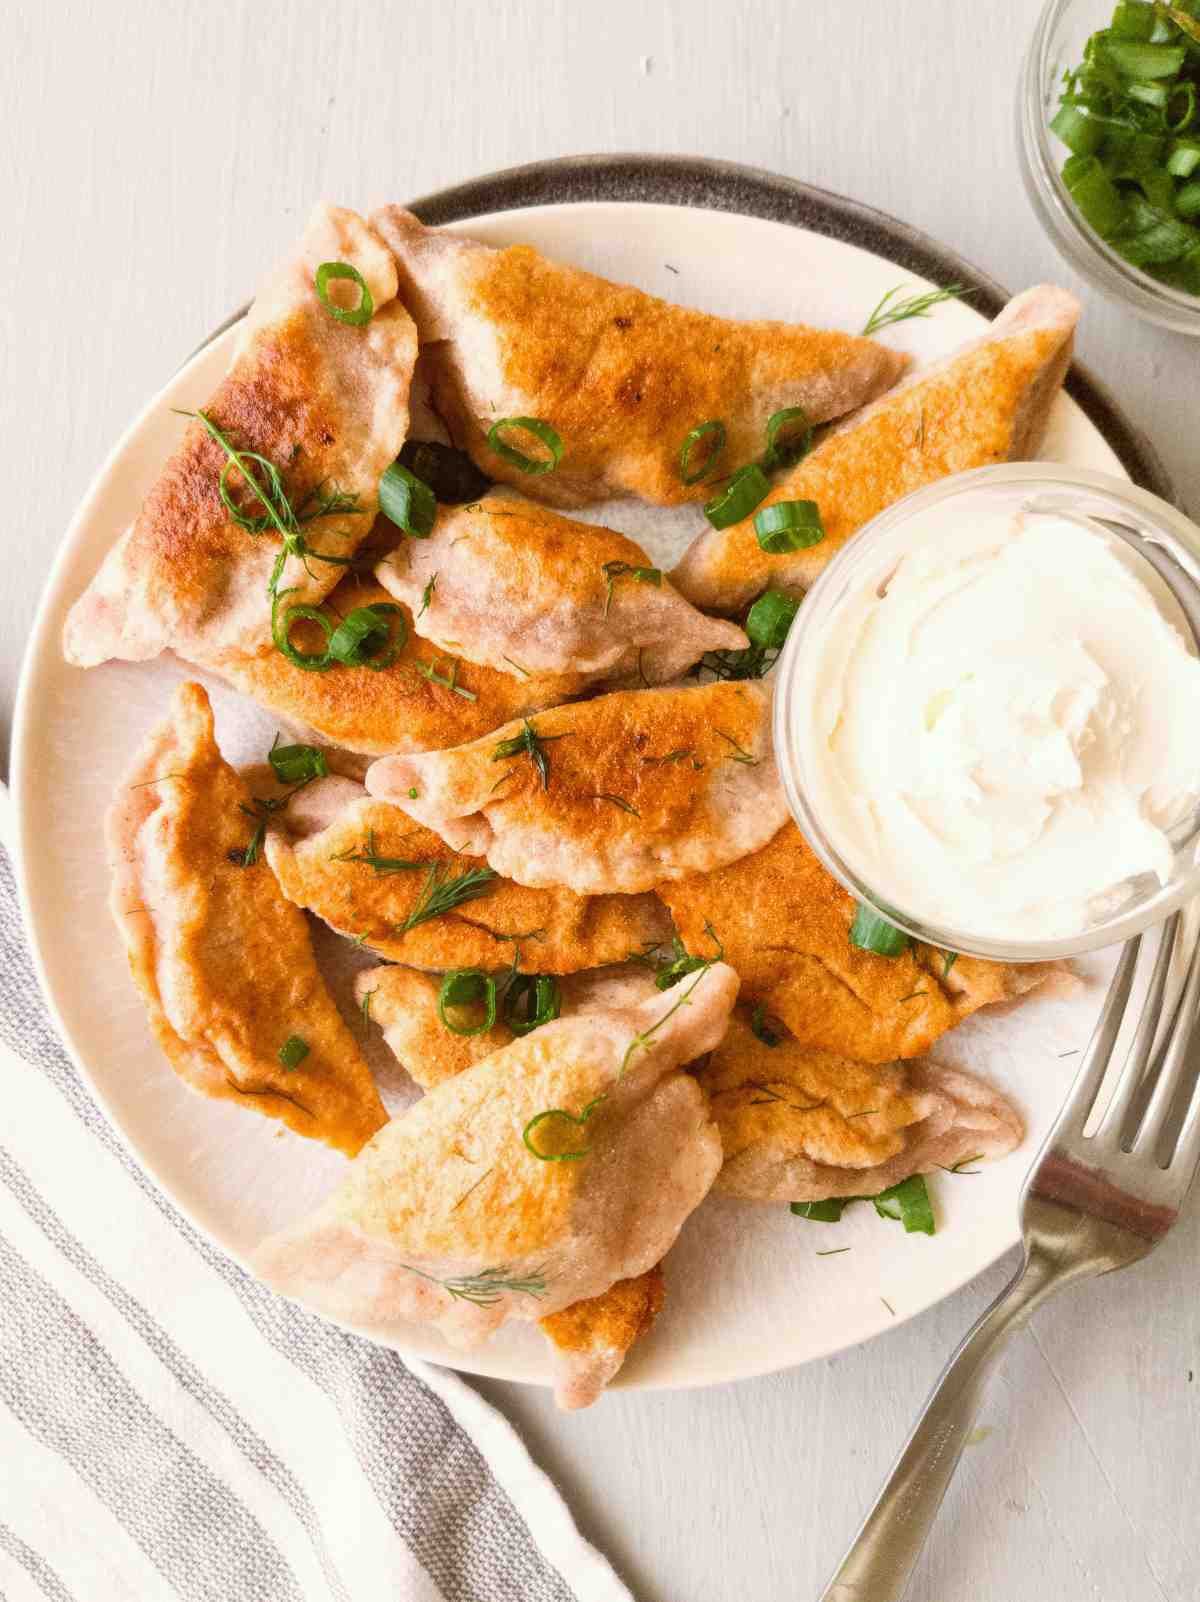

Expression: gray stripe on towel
xmin=0 ymin=1521 xmax=75 ymax=1602
xmin=0 ymin=846 xmax=576 ymax=1602
xmin=0 ymin=1146 xmax=351 ymax=1602
xmin=0 ymin=1232 xmax=306 ymax=1602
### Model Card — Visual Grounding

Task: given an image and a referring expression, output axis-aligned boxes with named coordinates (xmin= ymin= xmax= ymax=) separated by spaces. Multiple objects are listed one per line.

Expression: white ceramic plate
xmin=13 ymin=201 xmax=1122 ymax=1391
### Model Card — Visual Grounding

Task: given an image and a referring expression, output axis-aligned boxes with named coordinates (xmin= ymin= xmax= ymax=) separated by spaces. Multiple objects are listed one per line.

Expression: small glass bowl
xmin=1018 ymin=0 xmax=1200 ymax=336
xmin=773 ymin=463 xmax=1200 ymax=963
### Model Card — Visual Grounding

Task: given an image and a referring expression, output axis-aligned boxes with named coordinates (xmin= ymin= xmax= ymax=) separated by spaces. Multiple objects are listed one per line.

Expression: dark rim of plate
xmin=200 ymin=153 xmax=1174 ymax=505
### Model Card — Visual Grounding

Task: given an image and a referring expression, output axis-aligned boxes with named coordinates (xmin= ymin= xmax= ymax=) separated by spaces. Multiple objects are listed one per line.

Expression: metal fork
xmin=820 ymin=911 xmax=1200 ymax=1601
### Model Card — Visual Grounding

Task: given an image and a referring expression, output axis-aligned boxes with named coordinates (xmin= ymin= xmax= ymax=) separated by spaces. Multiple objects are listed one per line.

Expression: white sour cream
xmin=801 ymin=505 xmax=1200 ymax=941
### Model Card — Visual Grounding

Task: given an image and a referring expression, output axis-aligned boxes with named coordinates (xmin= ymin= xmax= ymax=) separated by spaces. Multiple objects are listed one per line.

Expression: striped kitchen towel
xmin=0 ymin=831 xmax=631 ymax=1602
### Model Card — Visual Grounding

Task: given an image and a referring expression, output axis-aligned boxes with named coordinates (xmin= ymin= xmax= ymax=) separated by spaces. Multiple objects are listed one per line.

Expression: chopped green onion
xmin=1101 ymin=38 xmax=1187 ymax=78
xmin=677 ymin=419 xmax=727 ymax=485
xmin=745 ymin=590 xmax=800 ymax=651
xmin=1050 ymin=102 xmax=1107 ymax=154
xmin=1117 ymin=191 xmax=1200 ymax=260
xmin=762 ymin=406 xmax=813 ymax=471
xmin=872 ymin=1175 xmax=936 ymax=1235
xmin=271 ymin=596 xmax=334 ymax=673
xmin=269 ymin=742 xmax=328 ymax=785
xmin=1178 ymin=176 xmax=1200 ymax=212
xmin=437 ymin=969 xmax=498 ymax=1036
xmin=1113 ymin=0 xmax=1158 ymax=40
xmin=1167 ymin=137 xmax=1200 ymax=174
xmin=327 ymin=603 xmax=407 ymax=670
xmin=379 ymin=461 xmax=437 ymax=537
xmin=849 ymin=903 xmax=910 ymax=957
xmin=522 ymin=1100 xmax=603 ymax=1162
xmin=503 ymin=975 xmax=561 ymax=1036
xmin=790 ymin=1199 xmax=846 ymax=1222
xmin=1128 ymin=77 xmax=1173 ymax=110
xmin=703 ymin=463 xmax=770 ymax=530
xmin=278 ymin=1035 xmax=310 ymax=1071
xmin=314 ymin=261 xmax=374 ymax=326
xmin=753 ymin=499 xmax=825 ymax=554
xmin=486 ymin=417 xmax=563 ymax=476
xmin=1062 ymin=154 xmax=1128 ymax=236
xmin=397 ymin=439 xmax=492 ymax=504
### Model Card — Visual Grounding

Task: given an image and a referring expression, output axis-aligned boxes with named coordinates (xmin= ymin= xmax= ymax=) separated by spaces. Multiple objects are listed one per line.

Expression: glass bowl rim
xmin=772 ymin=461 xmax=1200 ymax=963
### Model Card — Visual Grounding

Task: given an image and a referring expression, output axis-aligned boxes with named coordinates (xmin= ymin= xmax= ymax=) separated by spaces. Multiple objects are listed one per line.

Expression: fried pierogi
xmin=370 ymin=206 xmax=907 ymax=508
xmin=216 ymin=577 xmax=577 ymax=759
xmin=253 ymin=965 xmax=737 ymax=1347
xmin=267 ymin=786 xmax=670 ymax=971
xmin=660 ymin=823 xmax=1066 ymax=1063
xmin=672 ymin=285 xmax=1080 ymax=612
xmin=107 ymin=683 xmax=386 ymax=1156
xmin=374 ymin=492 xmax=746 ymax=686
xmin=366 ymin=682 xmax=786 ymax=895
xmin=356 ymin=963 xmax=668 ymax=1407
xmin=66 ymin=206 xmax=417 ymax=666
xmin=698 ymin=1015 xmax=1022 ymax=1201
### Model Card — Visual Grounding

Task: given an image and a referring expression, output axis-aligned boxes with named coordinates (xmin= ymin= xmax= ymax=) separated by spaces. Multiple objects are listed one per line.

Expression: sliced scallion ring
xmin=677 ymin=419 xmax=727 ymax=485
xmin=327 ymin=603 xmax=408 ymax=671
xmin=503 ymin=975 xmax=562 ymax=1036
xmin=379 ymin=461 xmax=437 ymax=537
xmin=753 ymin=499 xmax=825 ymax=554
xmin=872 ymin=1174 xmax=935 ymax=1235
xmin=849 ymin=903 xmax=910 ymax=957
xmin=314 ymin=261 xmax=374 ymax=326
xmin=268 ymin=742 xmax=328 ymax=785
xmin=762 ymin=405 xmax=813 ymax=471
xmin=1170 ymin=81 xmax=1199 ymax=132
xmin=272 ymin=596 xmax=334 ymax=673
xmin=745 ymin=590 xmax=800 ymax=650
xmin=703 ymin=463 xmax=770 ymax=530
xmin=437 ymin=969 xmax=498 ymax=1036
xmin=486 ymin=417 xmax=564 ymax=476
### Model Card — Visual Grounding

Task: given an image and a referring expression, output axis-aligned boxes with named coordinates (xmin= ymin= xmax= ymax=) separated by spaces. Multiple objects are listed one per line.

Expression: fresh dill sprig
xmin=413 ymin=654 xmax=478 ymax=701
xmin=745 ymin=1081 xmax=827 ymax=1113
xmin=491 ymin=717 xmax=572 ymax=791
xmin=861 ymin=283 xmax=971 ymax=337
xmin=402 ymin=1263 xmax=549 ymax=1306
xmin=600 ymin=559 xmax=661 ymax=619
xmin=642 ymin=748 xmax=699 ymax=768
xmin=418 ymin=573 xmax=437 ymax=618
xmin=691 ymin=644 xmax=776 ymax=682
xmin=224 ymin=1075 xmax=314 ymax=1119
xmin=940 ymin=1154 xmax=984 ymax=1175
xmin=181 ymin=409 xmax=359 ymax=597
xmin=620 ymin=964 xmax=711 ymax=1079
xmin=331 ymin=828 xmax=424 ymax=876
xmin=360 ymin=988 xmax=377 ymax=1031
xmin=715 ymin=728 xmax=758 ymax=765
xmin=592 ymin=792 xmax=641 ymax=816
xmin=397 ymin=863 xmax=499 ymax=933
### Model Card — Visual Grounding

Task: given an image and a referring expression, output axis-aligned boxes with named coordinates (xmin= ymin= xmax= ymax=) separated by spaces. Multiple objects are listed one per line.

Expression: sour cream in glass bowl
xmin=774 ymin=464 xmax=1200 ymax=961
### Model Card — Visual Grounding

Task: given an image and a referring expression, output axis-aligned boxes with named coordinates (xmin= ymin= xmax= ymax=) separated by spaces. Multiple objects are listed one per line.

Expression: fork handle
xmin=819 ymin=1247 xmax=1066 ymax=1601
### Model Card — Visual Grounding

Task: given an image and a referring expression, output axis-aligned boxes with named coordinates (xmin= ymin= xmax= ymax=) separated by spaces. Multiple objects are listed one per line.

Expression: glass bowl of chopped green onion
xmin=1020 ymin=0 xmax=1200 ymax=332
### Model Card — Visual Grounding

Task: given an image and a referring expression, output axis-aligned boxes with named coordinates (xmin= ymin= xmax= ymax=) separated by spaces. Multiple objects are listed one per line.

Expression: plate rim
xmin=10 ymin=160 xmax=1142 ymax=1392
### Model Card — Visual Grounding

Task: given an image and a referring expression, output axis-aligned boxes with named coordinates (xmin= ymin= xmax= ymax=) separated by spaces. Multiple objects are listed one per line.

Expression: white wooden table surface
xmin=5 ymin=3 xmax=1198 ymax=1598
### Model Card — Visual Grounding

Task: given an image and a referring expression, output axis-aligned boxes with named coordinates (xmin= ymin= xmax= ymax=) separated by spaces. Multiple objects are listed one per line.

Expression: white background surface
xmin=3 ymin=3 xmax=1198 ymax=1600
